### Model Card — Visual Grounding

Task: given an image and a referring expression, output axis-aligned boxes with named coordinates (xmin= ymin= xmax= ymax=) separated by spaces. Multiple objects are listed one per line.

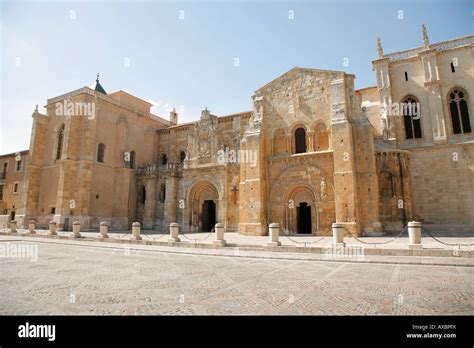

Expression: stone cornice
xmin=373 ymin=35 xmax=473 ymax=63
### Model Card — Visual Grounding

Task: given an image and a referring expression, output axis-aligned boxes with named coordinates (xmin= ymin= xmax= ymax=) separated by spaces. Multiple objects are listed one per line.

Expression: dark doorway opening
xmin=10 ymin=211 xmax=15 ymax=221
xmin=297 ymin=202 xmax=312 ymax=234
xmin=201 ymin=200 xmax=216 ymax=232
xmin=63 ymin=218 xmax=70 ymax=232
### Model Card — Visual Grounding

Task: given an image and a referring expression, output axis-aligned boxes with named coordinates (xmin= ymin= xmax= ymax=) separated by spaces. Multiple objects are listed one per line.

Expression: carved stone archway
xmin=187 ymin=181 xmax=220 ymax=232
xmin=284 ymin=185 xmax=319 ymax=235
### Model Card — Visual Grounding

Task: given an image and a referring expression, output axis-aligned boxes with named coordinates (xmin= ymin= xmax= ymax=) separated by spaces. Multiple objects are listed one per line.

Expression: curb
xmin=1 ymin=230 xmax=472 ymax=259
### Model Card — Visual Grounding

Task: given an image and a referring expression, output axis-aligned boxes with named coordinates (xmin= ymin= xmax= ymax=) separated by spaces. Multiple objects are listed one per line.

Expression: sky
xmin=0 ymin=0 xmax=472 ymax=154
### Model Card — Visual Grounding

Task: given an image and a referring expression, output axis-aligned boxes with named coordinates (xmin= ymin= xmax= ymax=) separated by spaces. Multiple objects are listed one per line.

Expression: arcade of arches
xmin=8 ymin=33 xmax=473 ymax=236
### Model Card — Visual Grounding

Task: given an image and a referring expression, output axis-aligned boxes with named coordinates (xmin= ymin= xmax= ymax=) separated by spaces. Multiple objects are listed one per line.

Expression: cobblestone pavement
xmin=0 ymin=240 xmax=472 ymax=315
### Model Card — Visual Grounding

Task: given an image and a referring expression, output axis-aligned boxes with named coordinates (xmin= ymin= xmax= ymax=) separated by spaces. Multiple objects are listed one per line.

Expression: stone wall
xmin=409 ymin=143 xmax=474 ymax=231
xmin=375 ymin=150 xmax=413 ymax=231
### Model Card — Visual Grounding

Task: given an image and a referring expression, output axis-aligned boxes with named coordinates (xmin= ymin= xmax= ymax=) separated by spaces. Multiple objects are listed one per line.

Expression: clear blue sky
xmin=0 ymin=0 xmax=472 ymax=154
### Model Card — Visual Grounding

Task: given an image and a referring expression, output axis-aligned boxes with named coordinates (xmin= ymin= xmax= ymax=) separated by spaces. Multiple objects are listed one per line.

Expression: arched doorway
xmin=268 ymin=163 xmax=336 ymax=236
xmin=285 ymin=186 xmax=318 ymax=235
xmin=297 ymin=202 xmax=312 ymax=234
xmin=188 ymin=181 xmax=219 ymax=232
xmin=200 ymin=200 xmax=216 ymax=232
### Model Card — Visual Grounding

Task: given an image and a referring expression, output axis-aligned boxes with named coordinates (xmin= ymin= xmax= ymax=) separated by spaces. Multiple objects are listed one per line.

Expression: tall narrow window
xmin=139 ymin=185 xmax=146 ymax=205
xmin=402 ymin=96 xmax=422 ymax=139
xmin=15 ymin=160 xmax=22 ymax=171
xmin=160 ymin=183 xmax=166 ymax=203
xmin=161 ymin=154 xmax=168 ymax=165
xmin=0 ymin=184 xmax=3 ymax=200
xmin=130 ymin=151 xmax=136 ymax=169
xmin=97 ymin=143 xmax=105 ymax=163
xmin=450 ymin=62 xmax=455 ymax=73
xmin=404 ymin=72 xmax=408 ymax=81
xmin=56 ymin=124 xmax=65 ymax=160
xmin=449 ymin=88 xmax=471 ymax=134
xmin=180 ymin=151 xmax=186 ymax=163
xmin=294 ymin=127 xmax=307 ymax=154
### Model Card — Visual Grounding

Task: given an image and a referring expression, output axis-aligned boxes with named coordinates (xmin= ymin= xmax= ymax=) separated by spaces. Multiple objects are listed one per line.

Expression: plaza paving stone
xmin=0 ymin=238 xmax=472 ymax=315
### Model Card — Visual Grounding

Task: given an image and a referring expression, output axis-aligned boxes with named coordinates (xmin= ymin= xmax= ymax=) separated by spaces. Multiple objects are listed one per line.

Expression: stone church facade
xmin=2 ymin=29 xmax=473 ymax=236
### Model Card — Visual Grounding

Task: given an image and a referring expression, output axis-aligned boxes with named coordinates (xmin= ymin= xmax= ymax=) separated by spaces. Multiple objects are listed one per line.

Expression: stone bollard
xmin=28 ymin=220 xmax=36 ymax=234
xmin=332 ymin=223 xmax=345 ymax=246
xmin=131 ymin=222 xmax=142 ymax=240
xmin=213 ymin=223 xmax=226 ymax=246
xmin=72 ymin=220 xmax=81 ymax=238
xmin=267 ymin=223 xmax=281 ymax=247
xmin=10 ymin=220 xmax=17 ymax=233
xmin=99 ymin=222 xmax=109 ymax=239
xmin=408 ymin=221 xmax=422 ymax=249
xmin=48 ymin=221 xmax=57 ymax=235
xmin=168 ymin=222 xmax=180 ymax=243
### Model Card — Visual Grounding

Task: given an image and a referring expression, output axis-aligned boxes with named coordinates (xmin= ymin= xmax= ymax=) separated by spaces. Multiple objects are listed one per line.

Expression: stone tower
xmin=329 ymin=76 xmax=381 ymax=236
xmin=238 ymin=95 xmax=267 ymax=236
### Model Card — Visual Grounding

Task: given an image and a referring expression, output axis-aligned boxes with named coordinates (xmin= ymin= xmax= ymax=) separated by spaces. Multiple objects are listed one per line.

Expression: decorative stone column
xmin=267 ymin=223 xmax=281 ymax=247
xmin=307 ymin=130 xmax=314 ymax=152
xmin=213 ymin=223 xmax=226 ymax=246
xmin=332 ymin=223 xmax=345 ymax=246
xmin=48 ymin=221 xmax=57 ymax=235
xmin=164 ymin=174 xmax=178 ymax=226
xmin=168 ymin=222 xmax=180 ymax=243
xmin=132 ymin=222 xmax=142 ymax=240
xmin=143 ymin=173 xmax=158 ymax=229
xmin=99 ymin=221 xmax=109 ymax=239
xmin=28 ymin=220 xmax=36 ymax=234
xmin=10 ymin=220 xmax=17 ymax=233
xmin=408 ymin=221 xmax=422 ymax=249
xmin=72 ymin=220 xmax=81 ymax=238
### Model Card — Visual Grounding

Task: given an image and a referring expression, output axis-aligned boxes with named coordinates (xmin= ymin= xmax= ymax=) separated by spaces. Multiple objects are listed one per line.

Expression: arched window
xmin=160 ymin=183 xmax=166 ymax=203
xmin=97 ymin=143 xmax=105 ymax=163
xmin=449 ymin=88 xmax=471 ymax=134
xmin=56 ymin=124 xmax=65 ymax=160
xmin=138 ymin=185 xmax=146 ymax=205
xmin=130 ymin=151 xmax=136 ymax=169
xmin=402 ymin=96 xmax=422 ymax=139
xmin=161 ymin=154 xmax=168 ymax=166
xmin=180 ymin=151 xmax=186 ymax=163
xmin=315 ymin=123 xmax=329 ymax=151
xmin=294 ymin=127 xmax=307 ymax=154
xmin=379 ymin=171 xmax=394 ymax=198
